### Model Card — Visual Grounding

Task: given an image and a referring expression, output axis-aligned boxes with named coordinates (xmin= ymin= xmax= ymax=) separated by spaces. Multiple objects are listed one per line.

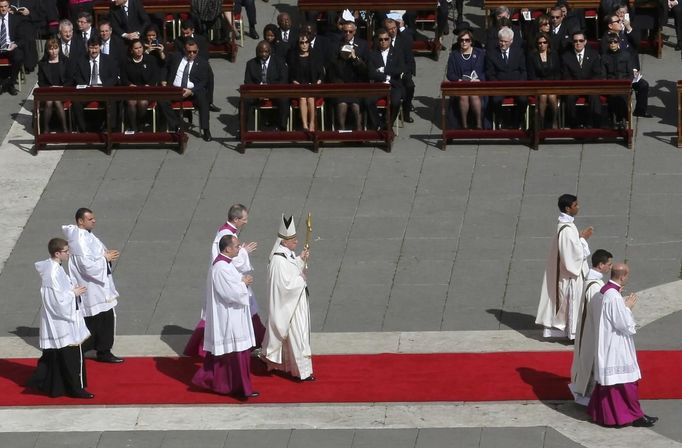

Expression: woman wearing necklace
xmin=446 ymin=29 xmax=486 ymax=129
xmin=37 ymin=38 xmax=70 ymax=133
xmin=121 ymin=39 xmax=160 ymax=132
xmin=288 ymin=32 xmax=324 ymax=132
xmin=527 ymin=31 xmax=560 ymax=128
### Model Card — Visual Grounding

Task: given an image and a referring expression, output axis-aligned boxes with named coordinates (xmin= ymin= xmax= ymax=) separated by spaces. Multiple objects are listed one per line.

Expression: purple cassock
xmin=191 ymin=351 xmax=253 ymax=397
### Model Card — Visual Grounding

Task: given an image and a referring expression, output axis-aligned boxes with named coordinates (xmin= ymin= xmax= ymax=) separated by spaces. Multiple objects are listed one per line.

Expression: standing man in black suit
xmin=561 ymin=30 xmax=603 ymax=128
xmin=110 ymin=0 xmax=150 ymax=43
xmin=172 ymin=19 xmax=220 ymax=112
xmin=162 ymin=39 xmax=212 ymax=141
xmin=549 ymin=6 xmax=573 ymax=54
xmin=0 ymin=0 xmax=25 ymax=95
xmin=384 ymin=18 xmax=415 ymax=123
xmin=71 ymin=36 xmax=120 ymax=131
xmin=243 ymin=40 xmax=289 ymax=131
xmin=367 ymin=28 xmax=407 ymax=130
xmin=485 ymin=27 xmax=527 ymax=129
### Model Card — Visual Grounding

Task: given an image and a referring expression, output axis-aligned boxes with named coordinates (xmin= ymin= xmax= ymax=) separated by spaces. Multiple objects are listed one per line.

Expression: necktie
xmin=181 ymin=61 xmax=190 ymax=88
xmin=0 ymin=17 xmax=6 ymax=48
xmin=65 ymin=42 xmax=70 ymax=57
xmin=391 ymin=38 xmax=395 ymax=47
xmin=124 ymin=5 xmax=128 ymax=16
xmin=503 ymin=50 xmax=508 ymax=63
xmin=261 ymin=61 xmax=267 ymax=84
xmin=578 ymin=53 xmax=583 ymax=67
xmin=283 ymin=30 xmax=289 ymax=42
xmin=90 ymin=59 xmax=99 ymax=85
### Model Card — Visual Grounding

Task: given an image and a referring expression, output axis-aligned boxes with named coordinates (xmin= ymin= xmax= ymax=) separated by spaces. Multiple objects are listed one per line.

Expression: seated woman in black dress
xmin=526 ymin=31 xmax=561 ymax=128
xmin=121 ymin=39 xmax=161 ymax=132
xmin=37 ymin=37 xmax=71 ymax=133
xmin=288 ymin=32 xmax=324 ymax=131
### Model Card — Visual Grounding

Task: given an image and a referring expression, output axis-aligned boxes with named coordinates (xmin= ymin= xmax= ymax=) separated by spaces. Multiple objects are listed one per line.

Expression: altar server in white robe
xmin=587 ymin=263 xmax=658 ymax=428
xmin=62 ymin=207 xmax=123 ymax=364
xmin=192 ymin=235 xmax=259 ymax=398
xmin=27 ymin=238 xmax=94 ymax=399
xmin=569 ymin=249 xmax=612 ymax=406
xmin=184 ymin=203 xmax=264 ymax=357
xmin=536 ymin=194 xmax=593 ymax=340
xmin=261 ymin=214 xmax=314 ymax=381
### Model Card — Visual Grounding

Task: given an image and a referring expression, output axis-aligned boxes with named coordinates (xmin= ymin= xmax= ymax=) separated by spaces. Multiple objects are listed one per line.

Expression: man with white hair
xmin=261 ymin=215 xmax=314 ymax=381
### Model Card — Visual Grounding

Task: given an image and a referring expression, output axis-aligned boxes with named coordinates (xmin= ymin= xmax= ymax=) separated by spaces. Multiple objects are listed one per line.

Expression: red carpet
xmin=0 ymin=351 xmax=680 ymax=406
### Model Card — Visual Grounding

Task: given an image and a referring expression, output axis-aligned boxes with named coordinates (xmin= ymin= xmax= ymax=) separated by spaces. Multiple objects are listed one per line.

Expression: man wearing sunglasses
xmin=561 ymin=30 xmax=603 ymax=128
xmin=367 ymin=28 xmax=407 ymax=130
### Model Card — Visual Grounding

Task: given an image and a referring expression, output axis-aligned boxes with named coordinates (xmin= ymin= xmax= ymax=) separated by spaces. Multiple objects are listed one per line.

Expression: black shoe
xmin=645 ymin=414 xmax=659 ymax=423
xmin=96 ymin=352 xmax=124 ymax=363
xmin=7 ymin=85 xmax=18 ymax=96
xmin=633 ymin=111 xmax=653 ymax=118
xmin=632 ymin=416 xmax=656 ymax=427
xmin=248 ymin=30 xmax=259 ymax=39
xmin=403 ymin=115 xmax=414 ymax=123
xmin=69 ymin=389 xmax=95 ymax=399
xmin=243 ymin=391 xmax=260 ymax=398
xmin=209 ymin=103 xmax=221 ymax=112
xmin=202 ymin=129 xmax=212 ymax=141
xmin=300 ymin=375 xmax=316 ymax=382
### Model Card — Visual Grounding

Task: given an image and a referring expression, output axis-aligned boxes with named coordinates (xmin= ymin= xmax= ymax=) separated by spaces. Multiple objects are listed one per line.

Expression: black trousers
xmin=490 ymin=95 xmax=528 ymax=128
xmin=0 ymin=47 xmax=24 ymax=86
xmin=71 ymin=101 xmax=119 ymax=132
xmin=83 ymin=308 xmax=115 ymax=355
xmin=27 ymin=345 xmax=87 ymax=397
xmin=367 ymin=85 xmax=404 ymax=130
xmin=244 ymin=97 xmax=290 ymax=130
xmin=565 ymin=94 xmax=602 ymax=128
xmin=234 ymin=0 xmax=257 ymax=28
xmin=632 ymin=78 xmax=649 ymax=115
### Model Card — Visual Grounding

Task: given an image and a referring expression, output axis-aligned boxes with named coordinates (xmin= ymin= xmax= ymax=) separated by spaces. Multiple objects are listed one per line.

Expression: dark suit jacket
xmin=59 ymin=38 xmax=85 ymax=68
xmin=601 ymin=49 xmax=634 ymax=80
xmin=549 ymin=23 xmax=573 ymax=54
xmin=367 ymin=47 xmax=406 ymax=89
xmin=37 ymin=58 xmax=71 ymax=86
xmin=309 ymin=34 xmax=330 ymax=65
xmin=338 ymin=37 xmax=370 ymax=62
xmin=393 ymin=32 xmax=415 ymax=76
xmin=485 ymin=46 xmax=527 ymax=81
xmin=165 ymin=53 xmax=209 ymax=96
xmin=526 ymin=51 xmax=561 ymax=80
xmin=109 ymin=0 xmax=151 ymax=38
xmin=561 ymin=47 xmax=603 ymax=80
xmin=244 ymin=56 xmax=288 ymax=85
xmin=72 ymin=26 xmax=96 ymax=53
xmin=2 ymin=12 xmax=24 ymax=47
xmin=599 ymin=30 xmax=640 ymax=69
xmin=101 ymin=35 xmax=127 ymax=64
xmin=277 ymin=27 xmax=299 ymax=55
xmin=172 ymin=34 xmax=209 ymax=61
xmin=73 ymin=53 xmax=120 ymax=86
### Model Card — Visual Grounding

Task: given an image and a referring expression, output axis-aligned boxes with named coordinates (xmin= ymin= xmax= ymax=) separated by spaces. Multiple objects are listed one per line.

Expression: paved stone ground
xmin=1 ymin=0 xmax=682 ymax=446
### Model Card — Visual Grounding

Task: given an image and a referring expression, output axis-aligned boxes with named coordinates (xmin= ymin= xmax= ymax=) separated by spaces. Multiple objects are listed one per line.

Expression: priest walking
xmin=569 ymin=249 xmax=612 ymax=406
xmin=27 ymin=238 xmax=94 ymax=399
xmin=587 ymin=262 xmax=658 ymax=427
xmin=192 ymin=235 xmax=259 ymax=398
xmin=536 ymin=194 xmax=593 ymax=340
xmin=261 ymin=215 xmax=314 ymax=382
xmin=62 ymin=208 xmax=123 ymax=363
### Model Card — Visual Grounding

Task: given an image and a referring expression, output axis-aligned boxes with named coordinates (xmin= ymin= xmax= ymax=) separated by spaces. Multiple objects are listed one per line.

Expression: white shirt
xmin=102 ymin=39 xmax=110 ymax=55
xmin=173 ymin=58 xmax=195 ymax=89
xmin=380 ymin=48 xmax=391 ymax=83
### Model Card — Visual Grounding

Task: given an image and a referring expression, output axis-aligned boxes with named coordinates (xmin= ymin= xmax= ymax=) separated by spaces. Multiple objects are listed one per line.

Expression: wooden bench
xmin=440 ymin=79 xmax=633 ymax=150
xmin=297 ymin=0 xmax=442 ymax=59
xmin=92 ymin=0 xmax=237 ymax=62
xmin=33 ymin=86 xmax=188 ymax=155
xmin=677 ymin=81 xmax=682 ymax=148
xmin=239 ymin=83 xmax=394 ymax=153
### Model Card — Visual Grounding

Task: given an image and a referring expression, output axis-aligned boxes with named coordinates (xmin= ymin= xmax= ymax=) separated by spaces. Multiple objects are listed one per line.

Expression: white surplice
xmin=35 ymin=258 xmax=90 ymax=349
xmin=536 ymin=213 xmax=590 ymax=339
xmin=262 ymin=244 xmax=312 ymax=379
xmin=203 ymin=254 xmax=254 ymax=356
xmin=592 ymin=280 xmax=641 ymax=386
xmin=569 ymin=269 xmax=603 ymax=404
xmin=62 ymin=225 xmax=119 ymax=317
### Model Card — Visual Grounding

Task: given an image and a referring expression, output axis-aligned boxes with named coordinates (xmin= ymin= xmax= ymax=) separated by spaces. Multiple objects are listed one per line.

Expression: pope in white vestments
xmin=192 ymin=235 xmax=259 ymax=398
xmin=62 ymin=208 xmax=122 ymax=363
xmin=587 ymin=263 xmax=657 ymax=428
xmin=27 ymin=238 xmax=94 ymax=399
xmin=261 ymin=215 xmax=314 ymax=381
xmin=536 ymin=195 xmax=592 ymax=340
xmin=569 ymin=249 xmax=612 ymax=406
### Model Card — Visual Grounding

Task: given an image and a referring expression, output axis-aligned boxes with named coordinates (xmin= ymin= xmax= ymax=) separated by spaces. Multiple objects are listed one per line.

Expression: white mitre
xmin=269 ymin=214 xmax=297 ymax=260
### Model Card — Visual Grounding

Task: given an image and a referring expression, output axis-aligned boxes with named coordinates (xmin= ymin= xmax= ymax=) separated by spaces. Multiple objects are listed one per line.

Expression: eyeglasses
xmin=186 ymin=49 xmax=198 ymax=53
xmin=378 ymin=37 xmax=390 ymax=41
xmin=342 ymin=29 xmax=355 ymax=34
xmin=299 ymin=41 xmax=309 ymax=44
xmin=610 ymin=20 xmax=620 ymax=24
xmin=537 ymin=41 xmax=548 ymax=45
xmin=608 ymin=39 xmax=619 ymax=43
xmin=550 ymin=15 xmax=561 ymax=19
xmin=459 ymin=38 xmax=471 ymax=42
xmin=573 ymin=39 xmax=585 ymax=43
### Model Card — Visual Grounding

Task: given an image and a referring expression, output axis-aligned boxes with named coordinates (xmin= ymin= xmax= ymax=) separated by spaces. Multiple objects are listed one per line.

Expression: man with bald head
xmin=243 ymin=41 xmax=289 ymax=131
xmin=587 ymin=262 xmax=658 ymax=427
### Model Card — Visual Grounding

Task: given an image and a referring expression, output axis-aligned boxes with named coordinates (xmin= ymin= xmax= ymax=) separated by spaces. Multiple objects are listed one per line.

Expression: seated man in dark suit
xmin=484 ymin=26 xmax=528 ymax=129
xmin=71 ymin=36 xmax=120 ymax=131
xmin=109 ymin=0 xmax=150 ymax=42
xmin=161 ymin=39 xmax=212 ymax=141
xmin=243 ymin=40 xmax=289 ymax=131
xmin=0 ymin=0 xmax=25 ymax=95
xmin=172 ymin=19 xmax=220 ymax=112
xmin=367 ymin=28 xmax=407 ymax=130
xmin=98 ymin=20 xmax=126 ymax=64
xmin=337 ymin=20 xmax=370 ymax=62
xmin=561 ymin=30 xmax=604 ymax=128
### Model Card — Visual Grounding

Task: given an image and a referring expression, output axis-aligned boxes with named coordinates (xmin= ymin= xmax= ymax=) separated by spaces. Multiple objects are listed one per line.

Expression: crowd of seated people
xmin=444 ymin=0 xmax=656 ymax=131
